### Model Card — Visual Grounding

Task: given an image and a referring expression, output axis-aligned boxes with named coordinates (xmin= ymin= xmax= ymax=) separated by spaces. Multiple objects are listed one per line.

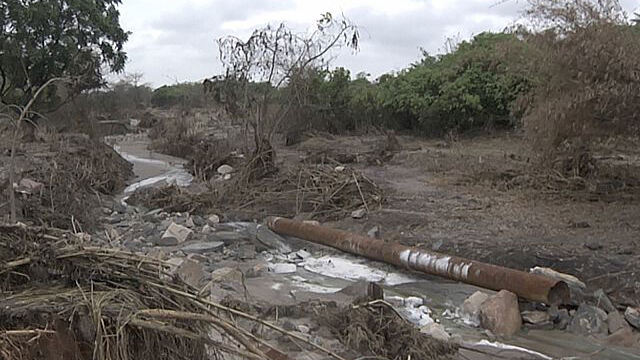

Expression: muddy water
xmin=110 ymin=134 xmax=640 ymax=360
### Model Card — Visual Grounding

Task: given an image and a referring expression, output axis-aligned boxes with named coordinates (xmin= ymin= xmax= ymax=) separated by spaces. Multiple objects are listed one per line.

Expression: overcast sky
xmin=116 ymin=0 xmax=640 ymax=88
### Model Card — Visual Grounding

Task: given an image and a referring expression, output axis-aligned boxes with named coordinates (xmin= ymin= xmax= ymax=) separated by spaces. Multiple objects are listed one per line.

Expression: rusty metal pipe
xmin=267 ymin=217 xmax=570 ymax=305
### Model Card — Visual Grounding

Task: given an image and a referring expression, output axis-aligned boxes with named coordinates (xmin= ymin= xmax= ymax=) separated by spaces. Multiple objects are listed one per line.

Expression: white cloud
xmin=114 ymin=0 xmax=640 ymax=87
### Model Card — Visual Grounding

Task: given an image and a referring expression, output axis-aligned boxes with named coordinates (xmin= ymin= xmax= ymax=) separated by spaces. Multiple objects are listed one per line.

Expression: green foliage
xmin=376 ymin=32 xmax=533 ymax=134
xmin=151 ymin=83 xmax=206 ymax=109
xmin=0 ymin=0 xmax=129 ymax=109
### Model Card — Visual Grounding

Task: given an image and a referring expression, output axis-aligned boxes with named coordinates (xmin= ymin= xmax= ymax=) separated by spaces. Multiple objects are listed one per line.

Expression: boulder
xmin=161 ymin=223 xmax=192 ymax=245
xmin=217 ymin=164 xmax=234 ymax=175
xmin=479 ymin=290 xmax=522 ymax=338
xmin=568 ymin=304 xmax=608 ymax=338
xmin=462 ymin=291 xmax=490 ymax=325
xmin=624 ymin=307 xmax=640 ymax=330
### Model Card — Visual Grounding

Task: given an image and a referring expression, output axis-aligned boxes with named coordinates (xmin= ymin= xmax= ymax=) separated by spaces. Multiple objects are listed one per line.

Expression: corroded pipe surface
xmin=267 ymin=217 xmax=570 ymax=305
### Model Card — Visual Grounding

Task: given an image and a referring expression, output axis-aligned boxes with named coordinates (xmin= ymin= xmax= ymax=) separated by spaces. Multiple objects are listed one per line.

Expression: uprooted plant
xmin=215 ymin=13 xmax=359 ymax=180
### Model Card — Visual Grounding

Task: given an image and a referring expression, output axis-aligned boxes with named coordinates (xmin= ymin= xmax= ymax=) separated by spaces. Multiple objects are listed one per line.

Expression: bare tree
xmin=217 ymin=13 xmax=359 ymax=164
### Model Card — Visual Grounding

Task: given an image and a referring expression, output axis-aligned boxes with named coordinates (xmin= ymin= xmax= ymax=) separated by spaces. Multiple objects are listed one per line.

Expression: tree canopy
xmin=0 ymin=0 xmax=129 ymax=108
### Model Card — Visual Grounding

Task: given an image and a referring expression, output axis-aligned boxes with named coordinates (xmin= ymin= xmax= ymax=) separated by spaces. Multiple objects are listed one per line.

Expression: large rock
xmin=160 ymin=223 xmax=192 ymax=245
xmin=568 ymin=304 xmax=608 ymax=338
xmin=462 ymin=291 xmax=490 ymax=325
xmin=625 ymin=307 xmax=640 ymax=330
xmin=479 ymin=290 xmax=522 ymax=338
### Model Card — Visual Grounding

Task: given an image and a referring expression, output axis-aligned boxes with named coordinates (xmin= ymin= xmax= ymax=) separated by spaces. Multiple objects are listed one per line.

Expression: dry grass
xmin=0 ymin=224 xmax=348 ymax=360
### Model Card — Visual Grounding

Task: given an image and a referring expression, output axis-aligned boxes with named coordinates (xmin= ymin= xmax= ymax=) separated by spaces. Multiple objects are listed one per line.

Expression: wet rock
xmin=568 ymin=304 xmax=608 ymax=337
xmin=268 ymin=263 xmax=297 ymax=274
xmin=608 ymin=311 xmax=630 ymax=334
xmin=521 ymin=311 xmax=550 ymax=325
xmin=462 ymin=291 xmax=490 ymax=325
xmin=338 ymin=281 xmax=383 ymax=303
xmin=217 ymin=164 xmax=234 ymax=175
xmin=549 ymin=307 xmax=570 ymax=330
xmin=208 ymin=214 xmax=220 ymax=224
xmin=479 ymin=290 xmax=522 ymax=338
xmin=624 ymin=307 xmax=640 ymax=330
xmin=351 ymin=208 xmax=366 ymax=219
xmin=529 ymin=267 xmax=586 ymax=289
xmin=594 ymin=289 xmax=617 ymax=314
xmin=606 ymin=328 xmax=640 ymax=348
xmin=181 ymin=241 xmax=224 ymax=254
xmin=256 ymin=225 xmax=291 ymax=253
xmin=175 ymin=259 xmax=207 ymax=288
xmin=367 ymin=226 xmax=380 ymax=238
xmin=161 ymin=223 xmax=192 ymax=245
xmin=420 ymin=323 xmax=450 ymax=342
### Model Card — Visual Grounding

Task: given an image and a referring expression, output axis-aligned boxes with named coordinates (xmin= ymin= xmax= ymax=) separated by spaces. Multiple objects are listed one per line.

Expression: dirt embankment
xmin=0 ymin=133 xmax=133 ymax=230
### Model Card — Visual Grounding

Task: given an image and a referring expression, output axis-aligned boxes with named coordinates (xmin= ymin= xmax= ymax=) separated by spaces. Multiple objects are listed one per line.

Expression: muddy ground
xmin=2 ymin=112 xmax=640 ymax=359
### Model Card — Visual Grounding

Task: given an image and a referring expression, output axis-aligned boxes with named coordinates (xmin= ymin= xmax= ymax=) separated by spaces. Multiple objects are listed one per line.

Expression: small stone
xmin=161 ymin=223 xmax=193 ymax=245
xmin=191 ymin=215 xmax=206 ymax=227
xmin=568 ymin=304 xmax=608 ymax=338
xmin=268 ymin=263 xmax=297 ymax=274
xmin=420 ymin=323 xmax=450 ymax=342
xmin=201 ymin=225 xmax=212 ymax=234
xmin=334 ymin=166 xmax=346 ymax=172
xmin=208 ymin=214 xmax=220 ymax=224
xmin=297 ymin=325 xmax=310 ymax=334
xmin=181 ymin=241 xmax=224 ymax=254
xmin=246 ymin=263 xmax=268 ymax=278
xmin=185 ymin=216 xmax=195 ymax=228
xmin=462 ymin=291 xmax=490 ymax=325
xmin=187 ymin=253 xmax=209 ymax=263
xmin=295 ymin=249 xmax=311 ymax=259
xmin=521 ymin=311 xmax=550 ymax=325
xmin=624 ymin=307 xmax=640 ymax=330
xmin=223 ymin=174 xmax=232 ymax=180
xmin=217 ymin=164 xmax=234 ymax=175
xmin=351 ymin=208 xmax=366 ymax=219
xmin=479 ymin=290 xmax=522 ymax=338
xmin=153 ymin=235 xmax=179 ymax=246
xmin=584 ymin=241 xmax=602 ymax=250
xmin=594 ymin=289 xmax=617 ymax=314
xmin=367 ymin=226 xmax=380 ymax=238
xmin=608 ymin=311 xmax=630 ymax=334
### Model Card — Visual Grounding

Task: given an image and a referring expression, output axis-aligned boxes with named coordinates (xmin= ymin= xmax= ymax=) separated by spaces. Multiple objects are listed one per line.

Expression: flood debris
xmin=267 ymin=217 xmax=570 ymax=305
xmin=0 ymin=224 xmax=304 ymax=360
xmin=323 ymin=301 xmax=458 ymax=360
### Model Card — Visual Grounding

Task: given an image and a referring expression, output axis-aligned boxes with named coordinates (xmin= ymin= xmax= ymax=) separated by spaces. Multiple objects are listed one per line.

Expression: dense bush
xmin=518 ymin=0 xmax=640 ymax=151
xmin=151 ymin=82 xmax=207 ymax=109
xmin=378 ymin=32 xmax=532 ymax=135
